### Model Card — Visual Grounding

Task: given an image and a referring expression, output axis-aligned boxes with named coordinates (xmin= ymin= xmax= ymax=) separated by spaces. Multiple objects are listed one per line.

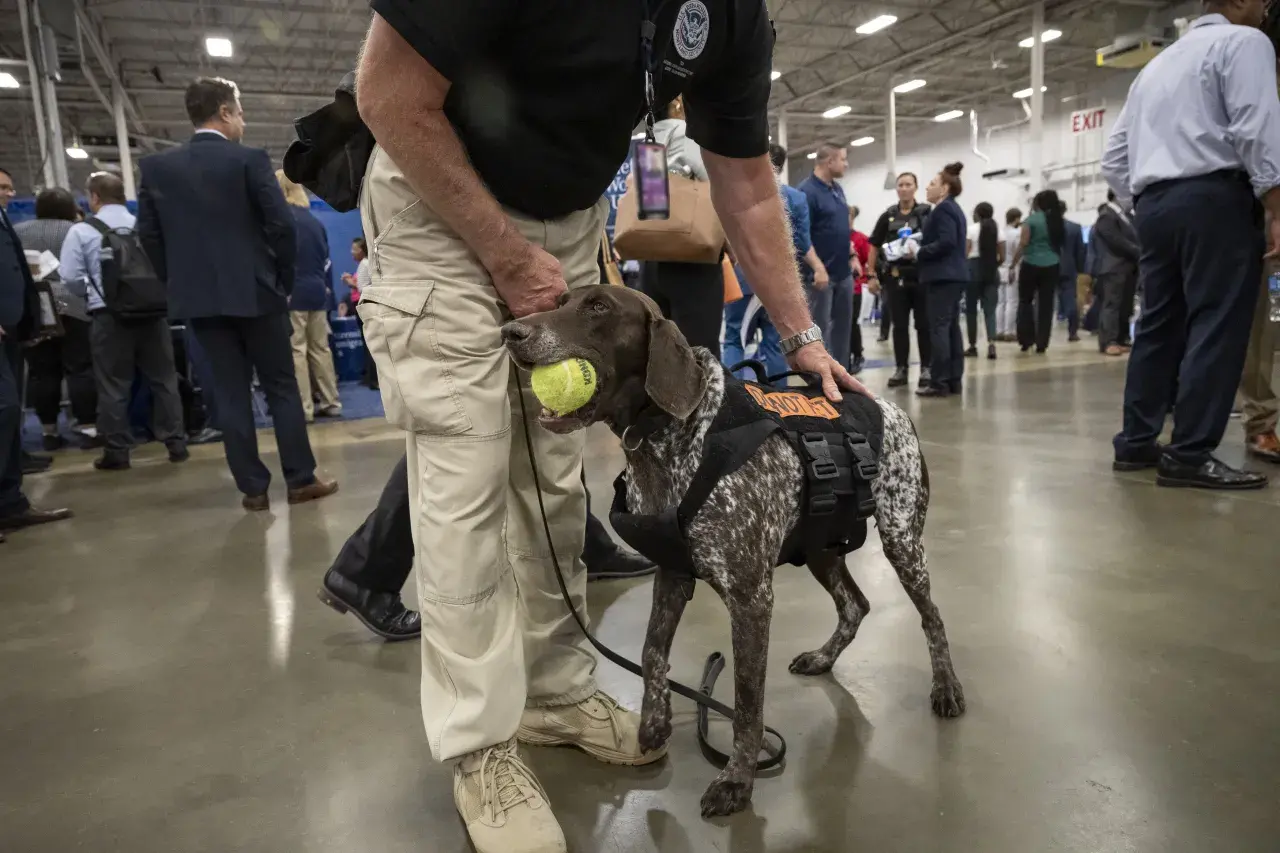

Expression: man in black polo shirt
xmin=354 ymin=3 xmax=864 ymax=848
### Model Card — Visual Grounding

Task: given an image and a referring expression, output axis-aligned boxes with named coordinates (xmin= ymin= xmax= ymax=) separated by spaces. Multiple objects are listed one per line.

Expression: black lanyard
xmin=640 ymin=2 xmax=659 ymax=143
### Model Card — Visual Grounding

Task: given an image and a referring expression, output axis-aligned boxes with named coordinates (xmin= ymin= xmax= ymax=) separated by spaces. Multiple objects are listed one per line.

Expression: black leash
xmin=514 ymin=376 xmax=786 ymax=772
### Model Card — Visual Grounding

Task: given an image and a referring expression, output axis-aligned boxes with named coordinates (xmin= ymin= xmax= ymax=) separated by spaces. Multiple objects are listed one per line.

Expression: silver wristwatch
xmin=779 ymin=324 xmax=823 ymax=355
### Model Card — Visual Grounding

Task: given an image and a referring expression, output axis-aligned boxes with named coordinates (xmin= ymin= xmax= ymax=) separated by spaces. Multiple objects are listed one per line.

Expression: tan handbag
xmin=600 ymin=230 xmax=624 ymax=287
xmin=613 ymin=172 xmax=726 ymax=264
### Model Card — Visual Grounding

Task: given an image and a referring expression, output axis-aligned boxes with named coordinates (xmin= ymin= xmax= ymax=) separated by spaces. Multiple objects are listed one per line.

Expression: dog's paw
xmin=930 ymin=678 xmax=966 ymax=718
xmin=700 ymin=775 xmax=754 ymax=818
xmin=788 ymin=650 xmax=834 ymax=676
xmin=637 ymin=709 xmax=672 ymax=753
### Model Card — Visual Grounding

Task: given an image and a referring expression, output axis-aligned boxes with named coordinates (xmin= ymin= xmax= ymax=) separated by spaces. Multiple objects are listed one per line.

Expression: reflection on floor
xmin=3 ymin=339 xmax=1278 ymax=853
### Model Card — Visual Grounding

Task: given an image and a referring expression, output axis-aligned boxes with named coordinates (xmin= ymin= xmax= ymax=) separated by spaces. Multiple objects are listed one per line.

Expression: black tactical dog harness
xmin=610 ymin=369 xmax=883 ymax=596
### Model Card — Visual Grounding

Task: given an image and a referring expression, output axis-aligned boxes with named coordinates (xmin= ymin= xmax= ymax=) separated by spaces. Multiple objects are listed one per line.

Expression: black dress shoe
xmin=1113 ymin=443 xmax=1164 ymax=471
xmin=0 ymin=505 xmax=74 ymax=532
xmin=168 ymin=442 xmax=190 ymax=463
xmin=94 ymin=453 xmax=131 ymax=471
xmin=188 ymin=427 xmax=223 ymax=446
xmin=586 ymin=546 xmax=657 ymax=581
xmin=318 ymin=569 xmax=422 ymax=641
xmin=964 ymin=347 xmax=978 ymax=358
xmin=887 ymin=367 xmax=910 ymax=388
xmin=42 ymin=434 xmax=67 ymax=452
xmin=21 ymin=452 xmax=52 ymax=475
xmin=1156 ymin=456 xmax=1268 ymax=491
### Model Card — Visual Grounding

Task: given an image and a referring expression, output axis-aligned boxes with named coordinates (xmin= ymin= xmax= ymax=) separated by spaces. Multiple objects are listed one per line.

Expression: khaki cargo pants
xmin=357 ymin=146 xmax=604 ymax=762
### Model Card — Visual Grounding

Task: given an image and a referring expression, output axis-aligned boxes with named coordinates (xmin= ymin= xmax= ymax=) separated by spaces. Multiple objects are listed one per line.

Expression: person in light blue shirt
xmin=60 ymin=172 xmax=187 ymax=471
xmin=1100 ymin=1 xmax=1280 ymax=491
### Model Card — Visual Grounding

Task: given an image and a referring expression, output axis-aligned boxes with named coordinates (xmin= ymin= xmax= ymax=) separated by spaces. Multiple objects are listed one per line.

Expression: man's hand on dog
xmin=492 ymin=240 xmax=568 ymax=317
xmin=790 ymin=341 xmax=873 ymax=402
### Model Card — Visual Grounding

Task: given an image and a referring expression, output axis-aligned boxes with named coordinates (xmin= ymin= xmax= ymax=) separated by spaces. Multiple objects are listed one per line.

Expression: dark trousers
xmin=1116 ymin=172 xmax=1263 ymax=465
xmin=1057 ymin=274 xmax=1079 ymax=338
xmin=182 ymin=327 xmax=220 ymax=430
xmin=0 ymin=336 xmax=28 ymax=518
xmin=190 ymin=313 xmax=317 ymax=495
xmin=1097 ymin=271 xmax=1138 ymax=350
xmin=926 ymin=280 xmax=966 ymax=389
xmin=965 ymin=260 xmax=999 ymax=346
xmin=850 ymin=290 xmax=864 ymax=360
xmin=641 ymin=260 xmax=724 ymax=354
xmin=889 ymin=275 xmax=931 ymax=368
xmin=91 ymin=313 xmax=185 ymax=455
xmin=878 ymin=278 xmax=895 ymax=339
xmin=1017 ymin=262 xmax=1059 ymax=351
xmin=332 ymin=455 xmax=622 ymax=592
xmin=24 ymin=317 xmax=96 ymax=426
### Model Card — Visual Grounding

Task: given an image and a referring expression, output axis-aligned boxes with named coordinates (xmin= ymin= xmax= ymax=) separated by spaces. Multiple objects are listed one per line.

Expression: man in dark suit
xmin=1056 ymin=202 xmax=1089 ymax=343
xmin=0 ymin=166 xmax=73 ymax=544
xmin=136 ymin=78 xmax=337 ymax=510
xmin=1093 ymin=190 xmax=1141 ymax=356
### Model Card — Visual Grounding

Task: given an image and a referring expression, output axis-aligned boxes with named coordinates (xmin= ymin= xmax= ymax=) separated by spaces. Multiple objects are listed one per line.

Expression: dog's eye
xmin=589 ymin=300 xmax=609 ymax=315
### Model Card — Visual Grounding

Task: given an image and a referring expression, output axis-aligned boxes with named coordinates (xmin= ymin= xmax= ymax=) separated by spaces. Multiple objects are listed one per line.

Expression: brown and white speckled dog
xmin=502 ymin=285 xmax=965 ymax=819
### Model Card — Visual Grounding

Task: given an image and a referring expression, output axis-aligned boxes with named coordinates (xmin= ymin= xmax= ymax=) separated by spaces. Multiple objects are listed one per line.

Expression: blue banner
xmin=604 ymin=141 xmax=637 ymax=239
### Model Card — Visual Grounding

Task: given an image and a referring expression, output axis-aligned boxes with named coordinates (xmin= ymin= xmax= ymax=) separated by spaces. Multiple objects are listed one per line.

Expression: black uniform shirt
xmin=370 ymin=0 xmax=774 ymax=220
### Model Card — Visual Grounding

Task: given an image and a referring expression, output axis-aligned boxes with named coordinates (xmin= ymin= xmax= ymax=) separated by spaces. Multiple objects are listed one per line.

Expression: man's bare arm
xmin=703 ymin=151 xmax=812 ymax=337
xmin=704 ymin=150 xmax=869 ymax=400
xmin=356 ymin=14 xmax=564 ymax=315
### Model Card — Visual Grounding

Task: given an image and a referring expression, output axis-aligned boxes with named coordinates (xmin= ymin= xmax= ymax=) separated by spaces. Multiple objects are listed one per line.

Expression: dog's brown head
xmin=501 ymin=285 xmax=708 ymax=434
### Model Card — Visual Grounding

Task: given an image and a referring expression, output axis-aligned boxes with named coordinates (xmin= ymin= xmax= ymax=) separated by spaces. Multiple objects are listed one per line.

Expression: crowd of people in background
xmin=0 ymin=77 xmax=346 ymax=541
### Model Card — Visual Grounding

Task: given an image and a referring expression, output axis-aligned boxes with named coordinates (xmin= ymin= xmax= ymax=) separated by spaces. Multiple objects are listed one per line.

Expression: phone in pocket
xmin=634 ymin=141 xmax=670 ymax=221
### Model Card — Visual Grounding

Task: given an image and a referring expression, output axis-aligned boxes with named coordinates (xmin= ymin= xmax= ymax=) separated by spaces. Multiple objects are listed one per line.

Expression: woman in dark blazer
xmin=911 ymin=162 xmax=970 ymax=397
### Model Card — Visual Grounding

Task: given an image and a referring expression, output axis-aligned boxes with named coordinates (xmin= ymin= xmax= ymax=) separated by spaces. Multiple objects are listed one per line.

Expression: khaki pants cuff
xmin=526 ymin=681 xmax=599 ymax=709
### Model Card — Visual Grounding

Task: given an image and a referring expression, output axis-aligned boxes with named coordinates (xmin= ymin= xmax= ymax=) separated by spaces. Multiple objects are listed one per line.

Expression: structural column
xmin=1029 ymin=0 xmax=1046 ymax=191
xmin=112 ymin=81 xmax=135 ymax=200
xmin=16 ymin=0 xmax=54 ymax=189
xmin=886 ymin=86 xmax=898 ymax=191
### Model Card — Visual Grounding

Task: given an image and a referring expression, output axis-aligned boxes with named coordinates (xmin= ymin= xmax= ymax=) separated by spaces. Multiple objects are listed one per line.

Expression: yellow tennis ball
xmin=531 ymin=359 xmax=598 ymax=416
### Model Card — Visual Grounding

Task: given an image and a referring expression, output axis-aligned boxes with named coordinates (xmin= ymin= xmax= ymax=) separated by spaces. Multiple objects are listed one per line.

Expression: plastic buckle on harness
xmin=845 ymin=435 xmax=879 ymax=480
xmin=809 ymin=493 xmax=838 ymax=516
xmin=801 ymin=433 xmax=839 ymax=481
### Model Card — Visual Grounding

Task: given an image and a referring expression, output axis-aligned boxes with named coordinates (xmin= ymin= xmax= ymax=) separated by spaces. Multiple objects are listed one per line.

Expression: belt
xmin=1139 ymin=168 xmax=1251 ymax=199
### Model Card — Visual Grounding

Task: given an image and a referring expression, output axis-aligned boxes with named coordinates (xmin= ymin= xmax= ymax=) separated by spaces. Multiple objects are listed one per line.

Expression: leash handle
xmin=514 ymin=369 xmax=786 ymax=773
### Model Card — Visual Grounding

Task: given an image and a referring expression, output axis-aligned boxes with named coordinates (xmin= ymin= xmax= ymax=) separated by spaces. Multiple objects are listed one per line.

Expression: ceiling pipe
xmin=970 ymin=110 xmax=990 ymax=164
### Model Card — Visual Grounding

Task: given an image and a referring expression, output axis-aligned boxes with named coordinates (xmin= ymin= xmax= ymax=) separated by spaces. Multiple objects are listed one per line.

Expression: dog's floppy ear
xmin=644 ymin=315 xmax=706 ymax=420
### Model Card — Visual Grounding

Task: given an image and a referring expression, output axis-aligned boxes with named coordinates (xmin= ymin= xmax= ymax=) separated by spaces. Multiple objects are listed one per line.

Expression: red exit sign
xmin=1071 ymin=108 xmax=1106 ymax=135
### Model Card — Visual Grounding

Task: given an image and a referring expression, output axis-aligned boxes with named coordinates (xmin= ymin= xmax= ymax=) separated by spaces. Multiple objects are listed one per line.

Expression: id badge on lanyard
xmin=634 ymin=6 xmax=670 ymax=220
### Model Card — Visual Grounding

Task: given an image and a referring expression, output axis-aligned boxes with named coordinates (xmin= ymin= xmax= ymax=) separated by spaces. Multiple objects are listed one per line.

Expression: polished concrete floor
xmin=3 ymin=340 xmax=1278 ymax=853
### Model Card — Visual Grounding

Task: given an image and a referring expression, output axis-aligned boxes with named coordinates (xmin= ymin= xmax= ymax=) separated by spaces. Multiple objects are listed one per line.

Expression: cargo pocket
xmin=358 ymin=282 xmax=473 ymax=436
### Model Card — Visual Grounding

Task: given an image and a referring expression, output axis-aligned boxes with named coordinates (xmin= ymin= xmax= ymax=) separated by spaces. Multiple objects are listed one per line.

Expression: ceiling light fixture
xmin=934 ymin=110 xmax=965 ymax=122
xmin=65 ymin=144 xmax=90 ymax=160
xmin=806 ymin=152 xmax=818 ymax=160
xmin=770 ymin=70 xmax=782 ymax=81
xmin=0 ymin=72 xmax=19 ymax=89
xmin=1013 ymin=86 xmax=1048 ymax=99
xmin=893 ymin=79 xmax=927 ymax=94
xmin=822 ymin=105 xmax=852 ymax=119
xmin=205 ymin=36 xmax=233 ymax=58
xmin=850 ymin=136 xmax=875 ymax=147
xmin=1018 ymin=29 xmax=1062 ymax=48
xmin=855 ymin=14 xmax=898 ymax=35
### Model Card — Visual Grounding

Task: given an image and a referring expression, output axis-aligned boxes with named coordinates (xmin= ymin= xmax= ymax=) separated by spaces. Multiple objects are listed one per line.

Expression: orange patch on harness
xmin=744 ymin=385 xmax=841 ymax=420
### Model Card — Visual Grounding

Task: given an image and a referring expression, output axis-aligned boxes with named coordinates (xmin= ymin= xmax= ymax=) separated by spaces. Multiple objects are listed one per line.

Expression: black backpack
xmin=86 ymin=218 xmax=167 ymax=320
